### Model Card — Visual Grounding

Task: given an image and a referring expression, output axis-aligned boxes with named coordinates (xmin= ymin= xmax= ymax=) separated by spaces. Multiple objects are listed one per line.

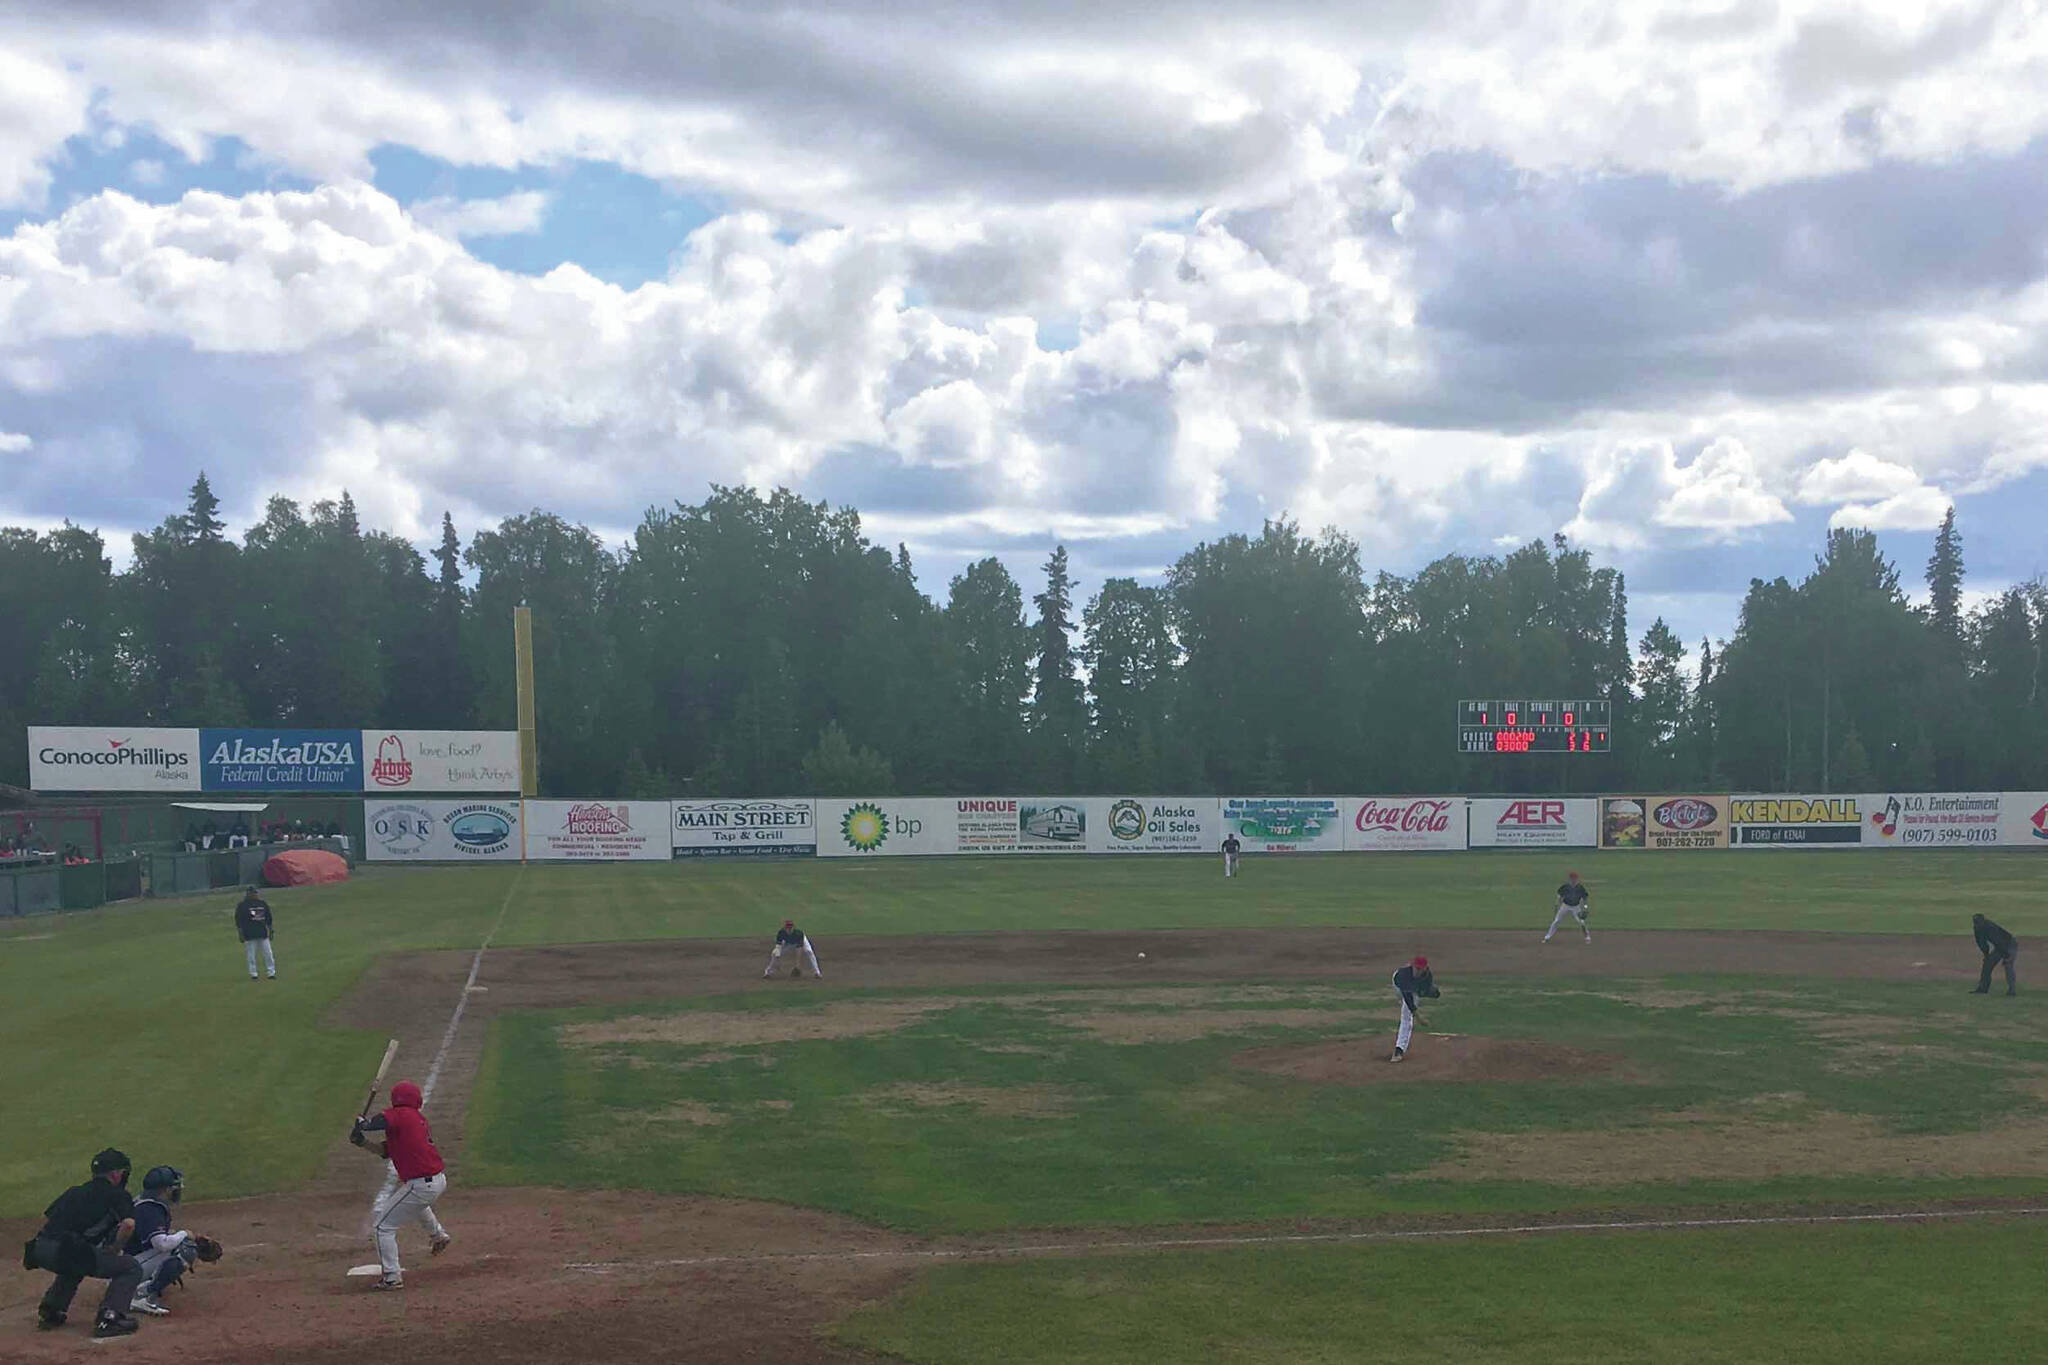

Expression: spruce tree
xmin=1925 ymin=506 xmax=1963 ymax=650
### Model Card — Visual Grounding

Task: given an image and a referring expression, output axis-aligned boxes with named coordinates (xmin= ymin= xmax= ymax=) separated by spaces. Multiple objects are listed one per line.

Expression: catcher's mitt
xmin=192 ymin=1235 xmax=224 ymax=1263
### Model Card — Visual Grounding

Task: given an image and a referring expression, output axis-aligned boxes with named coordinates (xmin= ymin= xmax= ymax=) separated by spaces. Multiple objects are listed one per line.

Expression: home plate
xmin=346 ymin=1263 xmax=385 ymax=1277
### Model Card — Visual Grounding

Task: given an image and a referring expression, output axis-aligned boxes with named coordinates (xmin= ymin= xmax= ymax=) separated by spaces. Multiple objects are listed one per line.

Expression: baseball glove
xmin=192 ymin=1235 xmax=224 ymax=1263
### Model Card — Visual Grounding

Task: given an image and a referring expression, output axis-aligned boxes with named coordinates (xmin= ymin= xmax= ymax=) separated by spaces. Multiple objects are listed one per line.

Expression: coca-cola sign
xmin=1345 ymin=797 xmax=1466 ymax=851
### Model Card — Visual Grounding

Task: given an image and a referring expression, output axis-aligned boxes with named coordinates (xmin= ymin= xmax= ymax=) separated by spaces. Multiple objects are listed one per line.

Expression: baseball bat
xmin=357 ymin=1038 xmax=400 ymax=1121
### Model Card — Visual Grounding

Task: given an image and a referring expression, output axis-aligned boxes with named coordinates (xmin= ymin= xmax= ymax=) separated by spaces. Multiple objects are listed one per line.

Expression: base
xmin=346 ymin=1264 xmax=385 ymax=1278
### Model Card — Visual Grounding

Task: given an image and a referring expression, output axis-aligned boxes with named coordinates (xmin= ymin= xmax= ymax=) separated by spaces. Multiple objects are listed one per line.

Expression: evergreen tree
xmin=802 ymin=722 xmax=895 ymax=795
xmin=1925 ymin=506 xmax=1963 ymax=650
xmin=1634 ymin=618 xmax=1688 ymax=784
xmin=1029 ymin=546 xmax=1085 ymax=783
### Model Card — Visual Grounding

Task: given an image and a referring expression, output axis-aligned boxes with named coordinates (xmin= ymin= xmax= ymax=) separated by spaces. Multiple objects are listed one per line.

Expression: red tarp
xmin=262 ymin=849 xmax=350 ymax=887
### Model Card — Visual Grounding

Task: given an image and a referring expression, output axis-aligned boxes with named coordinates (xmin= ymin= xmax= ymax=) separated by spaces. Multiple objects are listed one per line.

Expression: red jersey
xmin=377 ymin=1081 xmax=445 ymax=1181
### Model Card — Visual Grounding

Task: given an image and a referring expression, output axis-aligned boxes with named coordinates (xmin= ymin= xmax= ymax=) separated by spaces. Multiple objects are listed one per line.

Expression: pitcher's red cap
xmin=1412 ymin=955 xmax=1428 ymax=970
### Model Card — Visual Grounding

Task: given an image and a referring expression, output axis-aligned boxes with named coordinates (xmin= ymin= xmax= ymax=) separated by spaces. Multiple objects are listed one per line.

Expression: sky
xmin=3 ymin=1 xmax=2046 ymax=659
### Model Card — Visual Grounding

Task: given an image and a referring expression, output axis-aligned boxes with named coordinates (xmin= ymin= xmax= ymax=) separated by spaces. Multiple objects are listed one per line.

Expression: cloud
xmin=0 ymin=432 xmax=33 ymax=453
xmin=1564 ymin=437 xmax=1791 ymax=551
xmin=0 ymin=48 xmax=91 ymax=209
xmin=1794 ymin=448 xmax=1925 ymax=503
xmin=1830 ymin=484 xmax=1953 ymax=531
xmin=410 ymin=191 xmax=551 ymax=239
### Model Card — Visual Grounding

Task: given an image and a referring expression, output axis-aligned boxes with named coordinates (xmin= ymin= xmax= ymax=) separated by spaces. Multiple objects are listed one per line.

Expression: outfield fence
xmin=358 ymin=792 xmax=2048 ymax=863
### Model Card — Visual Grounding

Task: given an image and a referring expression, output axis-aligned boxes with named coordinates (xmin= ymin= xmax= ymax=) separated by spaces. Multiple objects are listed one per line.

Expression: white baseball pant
xmin=244 ymin=938 xmax=276 ymax=977
xmin=1223 ymin=851 xmax=1239 ymax=877
xmin=1543 ymin=904 xmax=1589 ymax=942
xmin=765 ymin=941 xmax=823 ymax=977
xmin=372 ymin=1173 xmax=448 ymax=1277
xmin=1394 ymin=990 xmax=1416 ymax=1053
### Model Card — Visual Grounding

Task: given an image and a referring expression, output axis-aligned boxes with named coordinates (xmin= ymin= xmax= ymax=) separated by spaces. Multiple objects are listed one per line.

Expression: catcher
xmin=123 ymin=1167 xmax=222 ymax=1316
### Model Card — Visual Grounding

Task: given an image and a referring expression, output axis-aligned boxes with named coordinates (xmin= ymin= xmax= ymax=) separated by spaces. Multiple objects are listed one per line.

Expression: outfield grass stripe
xmin=560 ymin=1203 xmax=2048 ymax=1273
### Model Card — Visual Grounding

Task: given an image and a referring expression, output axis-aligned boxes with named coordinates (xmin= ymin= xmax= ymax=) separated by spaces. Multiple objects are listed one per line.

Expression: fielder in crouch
xmin=350 ymin=1080 xmax=451 ymax=1289
xmin=765 ymin=920 xmax=823 ymax=978
xmin=1389 ymin=956 xmax=1439 ymax=1062
xmin=1543 ymin=872 xmax=1592 ymax=944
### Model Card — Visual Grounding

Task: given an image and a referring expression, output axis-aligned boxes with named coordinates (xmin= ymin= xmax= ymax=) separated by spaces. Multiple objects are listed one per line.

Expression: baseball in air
xmin=1138 ymin=952 xmax=1147 ymax=959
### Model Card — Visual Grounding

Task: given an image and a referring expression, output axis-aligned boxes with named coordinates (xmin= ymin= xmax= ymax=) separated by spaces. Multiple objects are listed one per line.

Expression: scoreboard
xmin=1458 ymin=699 xmax=1611 ymax=754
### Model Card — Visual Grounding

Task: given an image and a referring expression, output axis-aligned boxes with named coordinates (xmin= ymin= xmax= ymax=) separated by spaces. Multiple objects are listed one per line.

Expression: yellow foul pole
xmin=514 ymin=605 xmax=538 ymax=861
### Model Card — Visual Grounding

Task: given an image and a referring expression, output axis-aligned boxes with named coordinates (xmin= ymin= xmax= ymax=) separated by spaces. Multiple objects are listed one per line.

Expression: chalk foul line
xmin=562 ymin=1204 xmax=2048 ymax=1273
xmin=364 ymin=872 xmax=521 ymax=1223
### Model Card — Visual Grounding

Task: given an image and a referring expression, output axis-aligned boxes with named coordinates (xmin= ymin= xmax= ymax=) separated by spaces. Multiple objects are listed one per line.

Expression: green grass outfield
xmin=835 ymin=1218 xmax=2048 ymax=1364
xmin=0 ymin=850 xmax=2042 ymax=1217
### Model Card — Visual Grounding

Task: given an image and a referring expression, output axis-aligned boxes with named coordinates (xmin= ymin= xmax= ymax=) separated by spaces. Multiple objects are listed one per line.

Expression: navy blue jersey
xmin=1222 ymin=835 xmax=1242 ymax=854
xmin=235 ymin=895 xmax=274 ymax=940
xmin=125 ymin=1198 xmax=176 ymax=1256
xmin=1391 ymin=964 xmax=1439 ymax=1011
xmin=1976 ymin=918 xmax=2016 ymax=955
xmin=1558 ymin=881 xmax=1589 ymax=906
xmin=776 ymin=926 xmax=806 ymax=947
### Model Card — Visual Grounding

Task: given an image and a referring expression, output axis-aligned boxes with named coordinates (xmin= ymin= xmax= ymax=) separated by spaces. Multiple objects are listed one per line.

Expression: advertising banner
xmin=1221 ymin=797 xmax=1345 ymax=852
xmin=816 ymin=797 xmax=960 ymax=857
xmin=1730 ymin=795 xmax=1870 ymax=848
xmin=1468 ymin=798 xmax=1598 ymax=848
xmin=1601 ymin=795 xmax=1729 ymax=849
xmin=28 ymin=726 xmax=200 ymax=792
xmin=671 ymin=799 xmax=817 ymax=858
xmin=1088 ymin=797 xmax=1219 ymax=853
xmin=363 ymin=799 xmax=522 ymax=861
xmin=946 ymin=797 xmax=1090 ymax=854
xmin=362 ymin=730 xmax=521 ymax=793
xmin=1999 ymin=794 xmax=2048 ymax=847
xmin=1344 ymin=797 xmax=1466 ymax=852
xmin=202 ymin=729 xmax=362 ymax=792
xmin=523 ymin=800 xmax=668 ymax=860
xmin=1861 ymin=792 xmax=2004 ymax=847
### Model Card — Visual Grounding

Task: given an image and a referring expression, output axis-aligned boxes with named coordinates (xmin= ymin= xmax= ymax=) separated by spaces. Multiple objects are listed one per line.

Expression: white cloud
xmin=410 ymin=191 xmax=552 ymax=240
xmin=0 ymin=432 xmax=33 ymax=453
xmin=0 ymin=48 xmax=91 ymax=209
xmin=1793 ymin=447 xmax=1924 ymax=503
xmin=1565 ymin=437 xmax=1791 ymax=550
xmin=1830 ymin=484 xmax=1952 ymax=531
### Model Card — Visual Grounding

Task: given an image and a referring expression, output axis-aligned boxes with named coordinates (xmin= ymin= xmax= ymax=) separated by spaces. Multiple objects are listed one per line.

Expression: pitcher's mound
xmin=1236 ymin=1034 xmax=1631 ymax=1085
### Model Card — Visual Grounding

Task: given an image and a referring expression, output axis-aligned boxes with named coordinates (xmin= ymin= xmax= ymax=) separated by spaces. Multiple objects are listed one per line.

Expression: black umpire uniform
xmin=1972 ymin=914 xmax=2018 ymax=996
xmin=27 ymin=1148 xmax=145 ymax=1336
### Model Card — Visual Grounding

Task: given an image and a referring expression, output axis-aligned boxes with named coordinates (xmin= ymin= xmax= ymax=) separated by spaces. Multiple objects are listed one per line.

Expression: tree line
xmin=3 ymin=477 xmax=2043 ymax=797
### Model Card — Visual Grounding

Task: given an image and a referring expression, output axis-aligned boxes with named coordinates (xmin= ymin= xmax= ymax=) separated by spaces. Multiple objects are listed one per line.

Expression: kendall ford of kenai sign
xmin=1731 ymin=796 xmax=1867 ymax=847
xmin=28 ymin=727 xmax=199 ymax=792
xmin=671 ymin=799 xmax=816 ymax=858
xmin=201 ymin=729 xmax=362 ymax=791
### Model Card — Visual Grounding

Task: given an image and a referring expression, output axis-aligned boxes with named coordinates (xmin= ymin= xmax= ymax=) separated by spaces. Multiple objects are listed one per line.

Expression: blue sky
xmin=3 ymin=2 xmax=2045 ymax=661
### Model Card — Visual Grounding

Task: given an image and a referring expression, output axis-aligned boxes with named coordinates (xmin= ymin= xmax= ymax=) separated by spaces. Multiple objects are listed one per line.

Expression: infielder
xmin=1389 ymin=956 xmax=1439 ymax=1063
xmin=764 ymin=920 xmax=823 ymax=978
xmin=234 ymin=886 xmax=276 ymax=980
xmin=1543 ymin=871 xmax=1592 ymax=944
xmin=1222 ymin=831 xmax=1242 ymax=878
xmin=350 ymin=1080 xmax=451 ymax=1289
xmin=123 ymin=1166 xmax=222 ymax=1316
xmin=1972 ymin=914 xmax=2018 ymax=996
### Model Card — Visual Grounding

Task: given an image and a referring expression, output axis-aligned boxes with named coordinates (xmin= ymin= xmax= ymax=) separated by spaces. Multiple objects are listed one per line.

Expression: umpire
xmin=1972 ymin=914 xmax=2018 ymax=996
xmin=25 ymin=1148 xmax=145 ymax=1338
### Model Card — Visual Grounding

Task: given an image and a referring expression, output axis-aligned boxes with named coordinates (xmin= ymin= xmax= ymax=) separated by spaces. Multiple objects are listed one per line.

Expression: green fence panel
xmin=58 ymin=863 xmax=106 ymax=911
xmin=104 ymin=859 xmax=143 ymax=903
xmin=14 ymin=868 xmax=61 ymax=915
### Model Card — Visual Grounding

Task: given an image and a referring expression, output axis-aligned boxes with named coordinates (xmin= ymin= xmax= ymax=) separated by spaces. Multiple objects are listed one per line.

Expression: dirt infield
xmin=3 ymin=927 xmax=1985 ymax=1362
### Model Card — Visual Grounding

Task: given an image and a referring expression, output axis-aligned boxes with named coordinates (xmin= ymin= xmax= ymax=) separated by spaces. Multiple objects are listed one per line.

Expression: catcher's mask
xmin=143 ymin=1165 xmax=184 ymax=1202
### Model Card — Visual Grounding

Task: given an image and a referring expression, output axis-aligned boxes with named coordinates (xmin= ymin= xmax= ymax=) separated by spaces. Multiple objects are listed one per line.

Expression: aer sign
xmin=1467 ymin=798 xmax=1597 ymax=848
